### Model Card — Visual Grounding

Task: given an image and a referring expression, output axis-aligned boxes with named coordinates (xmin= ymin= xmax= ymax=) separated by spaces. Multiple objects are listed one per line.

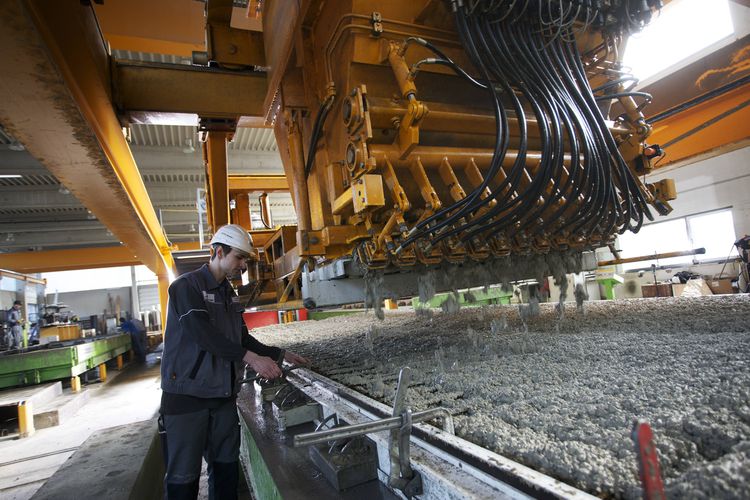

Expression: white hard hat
xmin=210 ymin=224 xmax=254 ymax=257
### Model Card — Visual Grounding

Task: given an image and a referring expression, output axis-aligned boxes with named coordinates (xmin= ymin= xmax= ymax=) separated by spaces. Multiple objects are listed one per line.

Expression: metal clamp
xmin=388 ymin=367 xmax=422 ymax=497
xmin=292 ymin=367 xmax=450 ymax=498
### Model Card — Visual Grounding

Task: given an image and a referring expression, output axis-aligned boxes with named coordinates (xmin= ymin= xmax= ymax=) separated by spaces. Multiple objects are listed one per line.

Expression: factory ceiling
xmin=0 ymin=0 xmax=293 ymax=277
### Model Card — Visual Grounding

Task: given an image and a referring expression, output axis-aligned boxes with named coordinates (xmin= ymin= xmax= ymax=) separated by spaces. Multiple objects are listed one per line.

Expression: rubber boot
xmin=166 ymin=479 xmax=199 ymax=500
xmin=208 ymin=461 xmax=239 ymax=500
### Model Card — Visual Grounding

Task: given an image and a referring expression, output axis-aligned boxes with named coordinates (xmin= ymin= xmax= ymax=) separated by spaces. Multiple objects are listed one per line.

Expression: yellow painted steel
xmin=117 ymin=354 xmax=124 ymax=370
xmin=204 ymin=131 xmax=232 ymax=231
xmin=649 ymin=83 xmax=750 ymax=168
xmin=99 ymin=363 xmax=108 ymax=383
xmin=228 ymin=175 xmax=289 ymax=192
xmin=158 ymin=275 xmax=170 ymax=336
xmin=18 ymin=401 xmax=35 ymax=438
xmin=0 ymin=246 xmax=140 ymax=274
xmin=71 ymin=376 xmax=82 ymax=393
xmin=114 ymin=61 xmax=268 ymax=118
xmin=0 ymin=269 xmax=46 ymax=285
xmin=205 ymin=0 xmax=265 ymax=68
xmin=93 ymin=0 xmax=205 ymax=56
xmin=8 ymin=1 xmax=175 ymax=277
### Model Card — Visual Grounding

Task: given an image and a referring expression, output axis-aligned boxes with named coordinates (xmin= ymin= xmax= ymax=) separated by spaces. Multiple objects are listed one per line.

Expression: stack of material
xmin=253 ymin=296 xmax=750 ymax=499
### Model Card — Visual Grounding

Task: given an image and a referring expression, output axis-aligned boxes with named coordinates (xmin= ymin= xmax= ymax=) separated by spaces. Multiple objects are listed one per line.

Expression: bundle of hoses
xmin=398 ymin=0 xmax=654 ymax=254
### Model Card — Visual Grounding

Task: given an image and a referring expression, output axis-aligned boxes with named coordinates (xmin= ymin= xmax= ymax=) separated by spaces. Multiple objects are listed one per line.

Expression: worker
xmin=119 ymin=316 xmax=147 ymax=362
xmin=6 ymin=300 xmax=23 ymax=350
xmin=160 ymin=224 xmax=309 ymax=500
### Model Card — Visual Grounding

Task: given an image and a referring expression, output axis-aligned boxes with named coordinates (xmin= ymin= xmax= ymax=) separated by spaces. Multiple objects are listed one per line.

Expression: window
xmin=623 ymin=0 xmax=734 ymax=83
xmin=617 ymin=209 xmax=737 ymax=270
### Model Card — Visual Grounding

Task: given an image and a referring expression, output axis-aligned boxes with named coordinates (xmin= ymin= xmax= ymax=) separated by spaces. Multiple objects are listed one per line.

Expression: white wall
xmin=610 ymin=146 xmax=750 ymax=298
xmin=46 ymin=286 xmax=133 ymax=321
xmin=649 ymin=146 xmax=750 ymax=237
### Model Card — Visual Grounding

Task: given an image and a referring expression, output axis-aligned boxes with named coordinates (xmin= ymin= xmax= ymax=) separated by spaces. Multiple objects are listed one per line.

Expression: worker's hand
xmin=243 ymin=351 xmax=283 ymax=380
xmin=284 ymin=350 xmax=310 ymax=366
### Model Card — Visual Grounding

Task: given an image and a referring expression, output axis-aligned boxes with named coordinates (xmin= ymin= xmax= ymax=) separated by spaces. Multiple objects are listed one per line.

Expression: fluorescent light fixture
xmin=0 ymin=174 xmax=22 ymax=178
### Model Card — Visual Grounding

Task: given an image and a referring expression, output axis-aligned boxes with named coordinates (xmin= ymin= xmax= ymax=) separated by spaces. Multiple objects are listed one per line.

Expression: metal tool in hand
xmin=238 ymin=364 xmax=302 ymax=385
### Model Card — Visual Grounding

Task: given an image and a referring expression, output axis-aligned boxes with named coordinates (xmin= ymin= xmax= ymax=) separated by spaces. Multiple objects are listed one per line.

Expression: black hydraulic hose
xmin=565 ymin=39 xmax=653 ymax=229
xmin=304 ymin=94 xmax=335 ymax=179
xmin=428 ymin=14 xmax=535 ymax=247
xmin=407 ymin=38 xmax=489 ymax=90
xmin=397 ymin=5 xmax=508 ymax=250
xmin=464 ymin=17 xmax=579 ymax=241
xmin=591 ymin=76 xmax=639 ymax=93
xmin=594 ymin=91 xmax=652 ymax=102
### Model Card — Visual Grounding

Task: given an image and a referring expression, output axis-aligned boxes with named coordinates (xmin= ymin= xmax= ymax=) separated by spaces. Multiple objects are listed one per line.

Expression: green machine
xmin=0 ymin=334 xmax=131 ymax=389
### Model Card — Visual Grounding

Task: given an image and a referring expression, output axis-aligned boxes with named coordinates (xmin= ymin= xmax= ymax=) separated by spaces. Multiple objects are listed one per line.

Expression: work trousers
xmin=9 ymin=325 xmax=22 ymax=349
xmin=162 ymin=400 xmax=240 ymax=500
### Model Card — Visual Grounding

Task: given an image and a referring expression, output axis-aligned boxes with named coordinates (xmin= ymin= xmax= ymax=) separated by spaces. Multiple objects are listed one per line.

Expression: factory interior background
xmin=0 ymin=0 xmax=748 ymax=499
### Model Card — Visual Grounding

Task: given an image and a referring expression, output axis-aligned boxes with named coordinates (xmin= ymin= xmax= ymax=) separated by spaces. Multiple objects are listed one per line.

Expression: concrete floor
xmin=0 ymin=355 xmax=162 ymax=499
xmin=0 ymin=352 xmax=253 ymax=500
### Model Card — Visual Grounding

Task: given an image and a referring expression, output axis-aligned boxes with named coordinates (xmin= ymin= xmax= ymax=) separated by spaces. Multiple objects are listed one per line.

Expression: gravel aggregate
xmin=252 ymin=295 xmax=750 ymax=498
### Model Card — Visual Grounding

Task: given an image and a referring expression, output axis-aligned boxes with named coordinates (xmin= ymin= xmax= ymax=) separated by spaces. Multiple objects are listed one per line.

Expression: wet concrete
xmin=252 ymin=295 xmax=750 ymax=499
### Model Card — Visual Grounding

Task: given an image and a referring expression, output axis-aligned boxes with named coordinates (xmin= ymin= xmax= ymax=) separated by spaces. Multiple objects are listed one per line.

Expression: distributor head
xmin=208 ymin=224 xmax=255 ymax=280
xmin=13 ymin=300 xmax=21 ymax=309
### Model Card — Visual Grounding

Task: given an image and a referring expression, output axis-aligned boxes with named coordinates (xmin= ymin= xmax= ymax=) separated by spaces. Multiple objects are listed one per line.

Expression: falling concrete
xmin=253 ymin=296 xmax=750 ymax=499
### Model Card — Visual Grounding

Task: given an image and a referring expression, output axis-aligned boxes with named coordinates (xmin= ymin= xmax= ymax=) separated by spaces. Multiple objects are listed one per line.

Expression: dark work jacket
xmin=160 ymin=264 xmax=283 ymax=399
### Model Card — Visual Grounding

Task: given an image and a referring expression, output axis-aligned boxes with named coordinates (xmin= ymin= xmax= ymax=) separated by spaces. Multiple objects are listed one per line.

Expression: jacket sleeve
xmin=170 ymin=278 xmax=246 ymax=362
xmin=241 ymin=324 xmax=284 ymax=362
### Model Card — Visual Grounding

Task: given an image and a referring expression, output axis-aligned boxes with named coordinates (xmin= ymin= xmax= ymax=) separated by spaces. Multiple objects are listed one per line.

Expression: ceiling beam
xmin=93 ymin=0 xmax=205 ymax=56
xmin=228 ymin=175 xmax=289 ymax=192
xmin=649 ymin=80 xmax=750 ymax=168
xmin=0 ymin=246 xmax=140 ymax=274
xmin=114 ymin=60 xmax=268 ymax=119
xmin=0 ymin=0 xmax=174 ymax=276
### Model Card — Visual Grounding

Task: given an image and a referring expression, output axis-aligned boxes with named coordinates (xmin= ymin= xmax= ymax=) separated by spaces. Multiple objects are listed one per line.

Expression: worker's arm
xmin=170 ymin=279 xmax=245 ymax=362
xmin=241 ymin=325 xmax=283 ymax=361
xmin=241 ymin=325 xmax=311 ymax=367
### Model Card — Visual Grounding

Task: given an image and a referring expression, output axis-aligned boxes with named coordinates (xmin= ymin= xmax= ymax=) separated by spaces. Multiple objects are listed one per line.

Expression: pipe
xmin=598 ymin=248 xmax=705 ymax=266
xmin=293 ymin=407 xmax=454 ymax=447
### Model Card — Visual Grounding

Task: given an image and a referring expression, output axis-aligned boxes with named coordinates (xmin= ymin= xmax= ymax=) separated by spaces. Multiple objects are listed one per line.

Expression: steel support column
xmin=203 ymin=131 xmax=231 ymax=231
xmin=158 ymin=275 xmax=170 ymax=335
xmin=232 ymin=192 xmax=252 ymax=230
xmin=0 ymin=0 xmax=174 ymax=276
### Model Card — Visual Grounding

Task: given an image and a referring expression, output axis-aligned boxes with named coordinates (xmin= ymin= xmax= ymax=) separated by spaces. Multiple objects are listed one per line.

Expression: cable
xmin=304 ymin=94 xmax=335 ymax=179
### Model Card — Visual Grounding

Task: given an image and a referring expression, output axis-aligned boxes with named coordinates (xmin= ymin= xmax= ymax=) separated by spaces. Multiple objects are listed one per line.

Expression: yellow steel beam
xmin=0 ymin=1 xmax=174 ymax=277
xmin=0 ymin=270 xmax=46 ymax=285
xmin=649 ymin=82 xmax=750 ymax=168
xmin=206 ymin=0 xmax=265 ymax=67
xmin=158 ymin=275 xmax=169 ymax=335
xmin=228 ymin=175 xmax=290 ymax=192
xmin=204 ymin=131 xmax=231 ymax=231
xmin=114 ymin=61 xmax=268 ymax=118
xmin=93 ymin=0 xmax=205 ymax=56
xmin=0 ymin=247 xmax=140 ymax=274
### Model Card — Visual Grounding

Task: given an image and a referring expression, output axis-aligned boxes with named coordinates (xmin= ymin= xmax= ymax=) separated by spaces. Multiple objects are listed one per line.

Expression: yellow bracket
xmin=381 ymin=157 xmax=411 ymax=213
xmin=409 ymin=157 xmax=442 ymax=213
xmin=398 ymin=97 xmax=428 ymax=160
